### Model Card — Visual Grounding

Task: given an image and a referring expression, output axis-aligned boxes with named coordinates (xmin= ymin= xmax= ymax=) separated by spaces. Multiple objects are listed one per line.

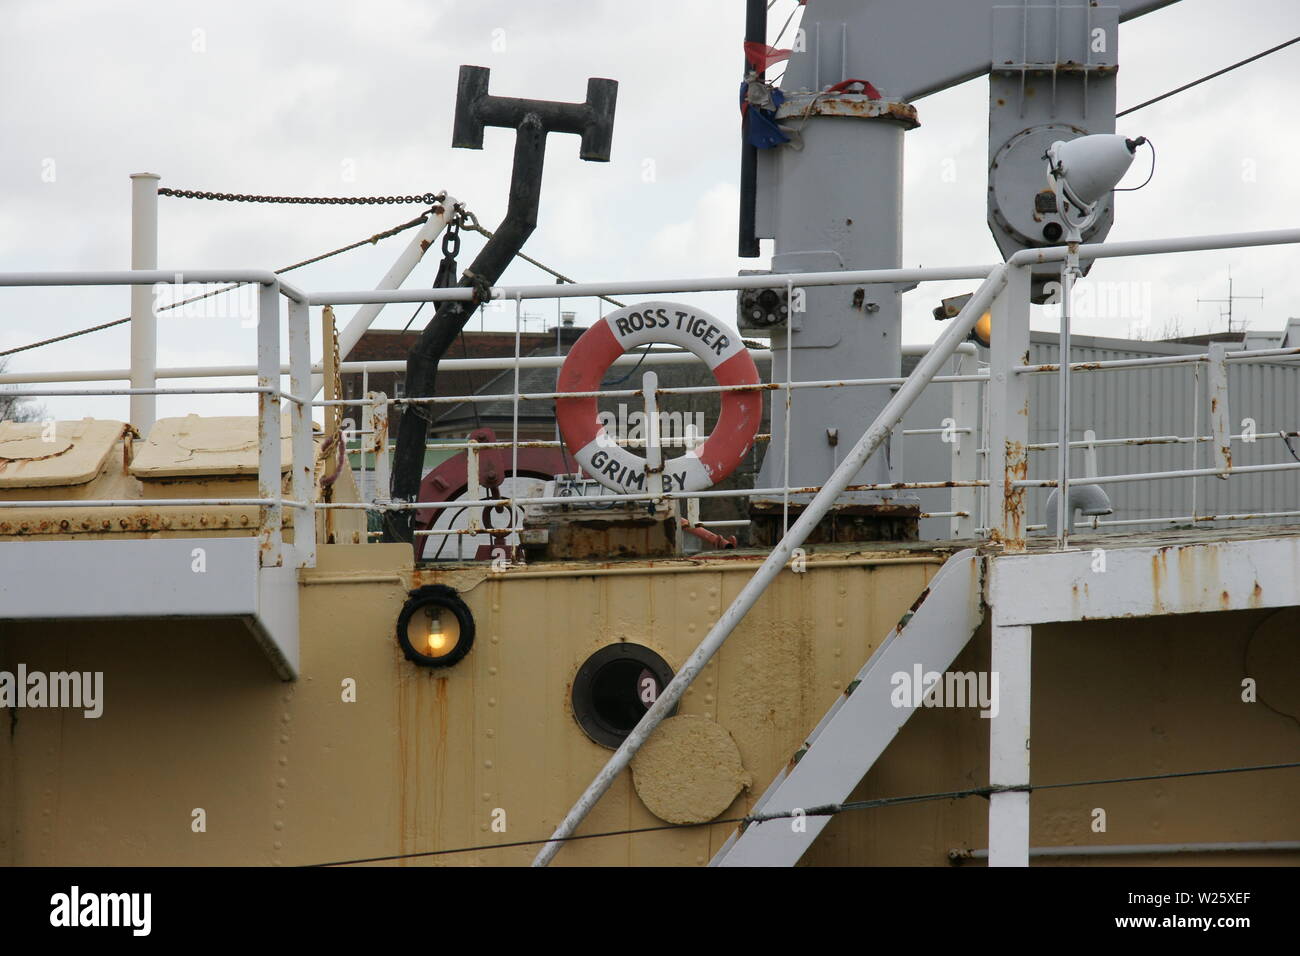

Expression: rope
xmin=1 ymin=210 xmax=437 ymax=358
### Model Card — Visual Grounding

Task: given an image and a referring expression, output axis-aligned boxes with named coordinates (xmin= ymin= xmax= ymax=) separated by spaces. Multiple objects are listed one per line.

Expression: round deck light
xmin=396 ymin=585 xmax=475 ymax=667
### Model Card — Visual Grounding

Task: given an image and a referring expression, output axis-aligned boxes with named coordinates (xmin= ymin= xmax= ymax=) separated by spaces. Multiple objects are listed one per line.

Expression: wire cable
xmin=306 ymin=758 xmax=1300 ymax=866
xmin=772 ymin=2 xmax=799 ymax=49
xmin=461 ymin=218 xmax=625 ymax=310
xmin=1117 ymin=35 xmax=1300 ymax=118
xmin=1113 ymin=138 xmax=1155 ymax=192
xmin=747 ymin=759 xmax=1300 ymax=824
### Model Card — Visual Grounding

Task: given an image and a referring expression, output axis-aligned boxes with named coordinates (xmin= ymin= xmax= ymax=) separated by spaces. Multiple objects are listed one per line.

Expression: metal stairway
xmin=710 ymin=548 xmax=985 ymax=866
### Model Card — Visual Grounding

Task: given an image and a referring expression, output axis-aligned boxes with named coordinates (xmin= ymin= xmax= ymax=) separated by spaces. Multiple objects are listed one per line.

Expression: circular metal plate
xmin=630 ymin=715 xmax=751 ymax=824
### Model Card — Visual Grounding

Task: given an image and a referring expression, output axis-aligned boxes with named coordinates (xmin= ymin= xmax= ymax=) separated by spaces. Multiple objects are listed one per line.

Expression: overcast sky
xmin=2 ymin=0 xmax=1299 ymax=421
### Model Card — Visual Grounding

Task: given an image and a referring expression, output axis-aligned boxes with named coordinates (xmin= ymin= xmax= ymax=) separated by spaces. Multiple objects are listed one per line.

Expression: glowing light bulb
xmin=426 ymin=608 xmax=447 ymax=654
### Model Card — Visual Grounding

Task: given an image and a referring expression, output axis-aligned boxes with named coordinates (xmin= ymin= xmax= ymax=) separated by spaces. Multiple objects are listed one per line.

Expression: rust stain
xmin=428 ymin=673 xmax=448 ymax=847
xmin=785 ymin=745 xmax=809 ymax=775
xmin=396 ymin=662 xmax=410 ymax=858
xmin=999 ymin=439 xmax=1028 ymax=549
xmin=1150 ymin=550 xmax=1168 ymax=613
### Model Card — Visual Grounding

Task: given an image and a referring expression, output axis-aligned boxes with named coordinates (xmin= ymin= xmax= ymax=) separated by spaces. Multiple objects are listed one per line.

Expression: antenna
xmin=1197 ymin=267 xmax=1263 ymax=335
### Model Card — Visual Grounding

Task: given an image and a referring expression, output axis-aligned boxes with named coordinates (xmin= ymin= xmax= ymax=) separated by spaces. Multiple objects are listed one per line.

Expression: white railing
xmin=0 ymin=270 xmax=314 ymax=569
xmin=5 ymin=227 xmax=1300 ymax=568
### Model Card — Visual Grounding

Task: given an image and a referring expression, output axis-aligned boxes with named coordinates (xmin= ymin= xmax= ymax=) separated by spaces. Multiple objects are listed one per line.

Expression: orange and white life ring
xmin=556 ymin=301 xmax=762 ymax=495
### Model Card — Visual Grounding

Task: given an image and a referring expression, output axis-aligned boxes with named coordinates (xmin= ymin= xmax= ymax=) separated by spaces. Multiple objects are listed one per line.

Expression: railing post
xmin=1083 ymin=428 xmax=1100 ymax=530
xmin=1208 ymin=341 xmax=1232 ymax=479
xmin=888 ymin=421 xmax=905 ymax=485
xmin=1055 ymin=250 xmax=1080 ymax=548
xmin=641 ymin=370 xmax=664 ymax=503
xmin=987 ymin=261 xmax=1033 ymax=865
xmin=288 ymin=296 xmax=315 ymax=568
xmin=129 ymin=173 xmax=160 ymax=433
xmin=465 ymin=438 xmax=482 ymax=538
xmin=951 ymin=349 xmax=979 ymax=538
xmin=684 ymin=422 xmax=701 ymax=528
xmin=257 ymin=282 xmax=283 ymax=567
xmin=357 ymin=367 xmax=370 ymax=505
xmin=985 ymin=263 xmax=1032 ymax=551
xmin=368 ymin=391 xmax=390 ymax=507
xmin=1190 ymin=363 xmax=1201 ymax=520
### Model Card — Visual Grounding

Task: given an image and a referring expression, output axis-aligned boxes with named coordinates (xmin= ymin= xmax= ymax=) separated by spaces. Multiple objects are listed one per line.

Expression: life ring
xmin=556 ymin=301 xmax=762 ymax=495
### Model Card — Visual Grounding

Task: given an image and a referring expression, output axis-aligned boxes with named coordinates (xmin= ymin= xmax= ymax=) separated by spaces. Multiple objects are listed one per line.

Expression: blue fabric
xmin=740 ymin=83 xmax=788 ymax=149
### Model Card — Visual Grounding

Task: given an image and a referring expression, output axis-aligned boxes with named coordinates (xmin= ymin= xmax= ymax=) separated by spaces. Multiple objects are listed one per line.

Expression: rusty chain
xmin=158 ymin=187 xmax=447 ymax=206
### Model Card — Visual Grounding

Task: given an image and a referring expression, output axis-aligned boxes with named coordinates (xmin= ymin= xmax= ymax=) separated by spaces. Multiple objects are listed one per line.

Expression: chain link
xmin=158 ymin=187 xmax=447 ymax=206
xmin=441 ymin=206 xmax=463 ymax=259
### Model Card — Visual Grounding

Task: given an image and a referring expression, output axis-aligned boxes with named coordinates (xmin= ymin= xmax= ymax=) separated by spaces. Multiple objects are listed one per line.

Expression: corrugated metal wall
xmin=902 ymin=332 xmax=1300 ymax=539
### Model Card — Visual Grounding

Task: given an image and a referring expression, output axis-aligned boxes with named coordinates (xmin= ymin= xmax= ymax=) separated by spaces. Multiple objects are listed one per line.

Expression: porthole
xmin=571 ymin=643 xmax=676 ymax=749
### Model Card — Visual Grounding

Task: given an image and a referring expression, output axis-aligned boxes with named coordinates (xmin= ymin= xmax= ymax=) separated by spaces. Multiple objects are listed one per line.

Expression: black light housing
xmin=396 ymin=585 xmax=475 ymax=667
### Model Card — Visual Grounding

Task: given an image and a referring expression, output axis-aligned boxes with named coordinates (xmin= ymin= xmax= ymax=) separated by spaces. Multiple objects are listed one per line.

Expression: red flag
xmin=744 ymin=42 xmax=791 ymax=73
xmin=825 ymin=78 xmax=883 ymax=100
